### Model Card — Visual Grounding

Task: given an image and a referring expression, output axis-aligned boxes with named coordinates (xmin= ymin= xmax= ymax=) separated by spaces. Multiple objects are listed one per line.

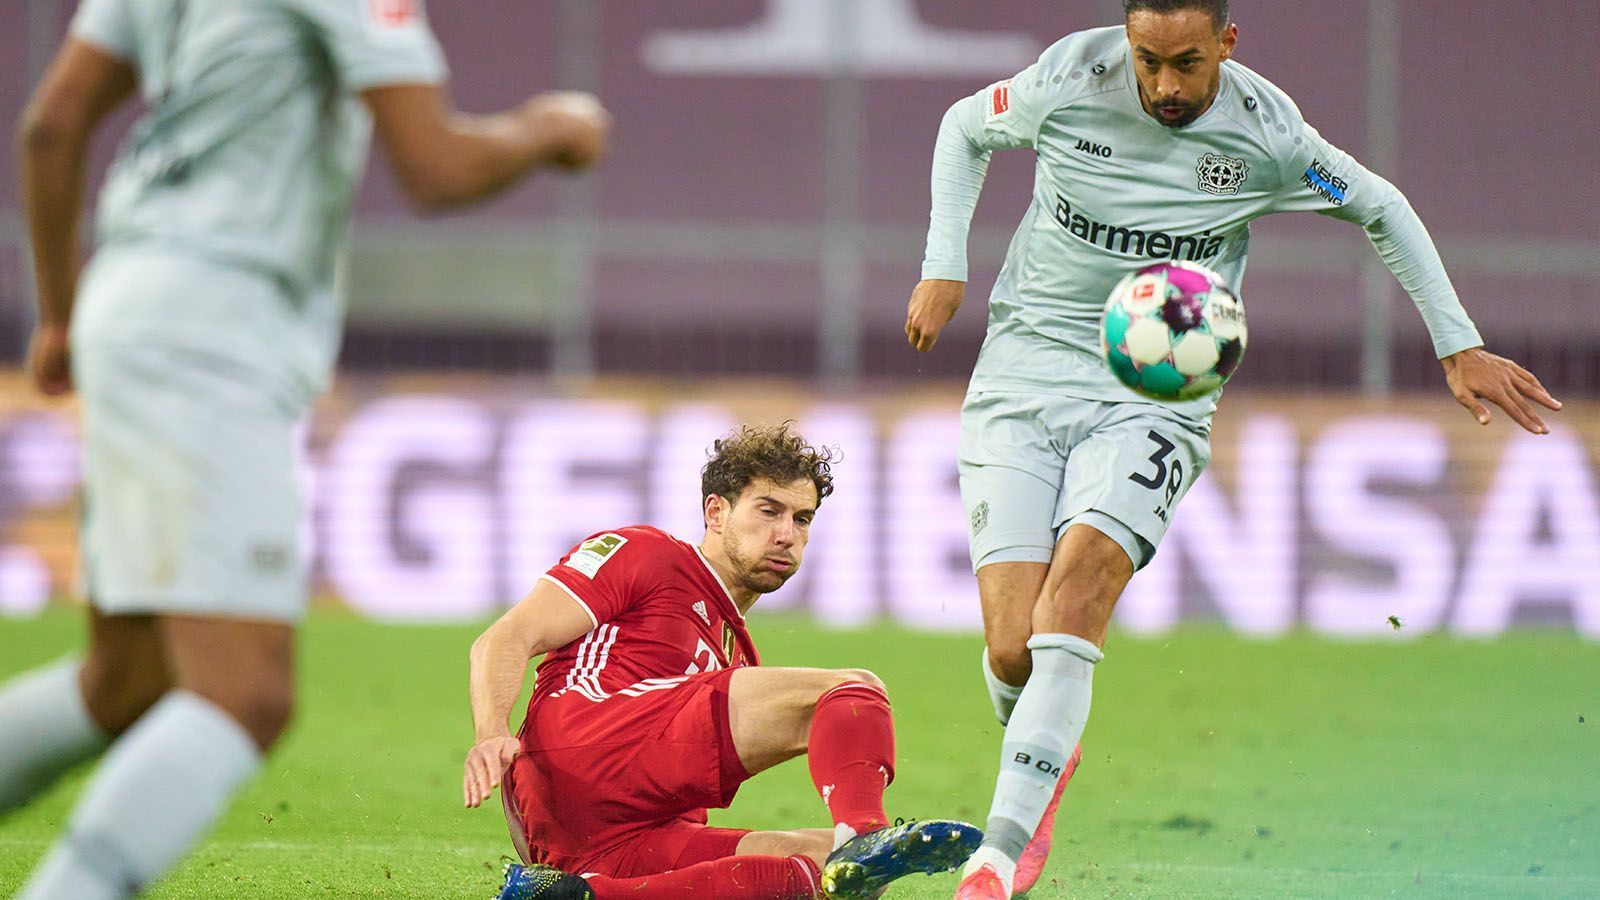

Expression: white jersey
xmin=69 ymin=0 xmax=446 ymax=390
xmin=922 ymin=26 xmax=1482 ymax=420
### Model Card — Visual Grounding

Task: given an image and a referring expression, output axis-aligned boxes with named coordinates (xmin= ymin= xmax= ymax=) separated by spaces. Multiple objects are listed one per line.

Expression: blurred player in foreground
xmin=464 ymin=423 xmax=982 ymax=900
xmin=0 ymin=1 xmax=608 ymax=897
xmin=904 ymin=1 xmax=1563 ymax=896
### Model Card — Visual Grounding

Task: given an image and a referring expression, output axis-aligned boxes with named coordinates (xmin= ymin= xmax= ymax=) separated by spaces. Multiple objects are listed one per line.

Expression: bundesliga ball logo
xmin=1100 ymin=261 xmax=1248 ymax=401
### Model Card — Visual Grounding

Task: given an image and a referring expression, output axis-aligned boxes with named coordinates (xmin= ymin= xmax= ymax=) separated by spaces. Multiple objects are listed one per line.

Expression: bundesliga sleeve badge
xmin=565 ymin=533 xmax=628 ymax=579
xmin=1195 ymin=153 xmax=1249 ymax=195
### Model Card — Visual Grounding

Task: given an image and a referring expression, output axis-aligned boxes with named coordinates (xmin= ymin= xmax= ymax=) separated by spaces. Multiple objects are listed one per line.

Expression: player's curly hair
xmin=1123 ymin=0 xmax=1230 ymax=32
xmin=701 ymin=422 xmax=836 ymax=509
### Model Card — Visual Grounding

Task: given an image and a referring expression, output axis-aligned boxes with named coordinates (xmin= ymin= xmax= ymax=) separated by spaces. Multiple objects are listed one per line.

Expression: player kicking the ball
xmin=906 ymin=1 xmax=1563 ymax=897
xmin=464 ymin=423 xmax=982 ymax=900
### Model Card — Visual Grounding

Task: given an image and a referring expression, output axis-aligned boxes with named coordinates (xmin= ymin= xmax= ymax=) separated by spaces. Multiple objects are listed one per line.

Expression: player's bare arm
xmin=15 ymin=37 xmax=135 ymax=396
xmin=906 ymin=279 xmax=966 ymax=352
xmin=463 ymin=580 xmax=593 ymax=808
xmin=364 ymin=85 xmax=610 ymax=213
xmin=1441 ymin=346 xmax=1562 ymax=435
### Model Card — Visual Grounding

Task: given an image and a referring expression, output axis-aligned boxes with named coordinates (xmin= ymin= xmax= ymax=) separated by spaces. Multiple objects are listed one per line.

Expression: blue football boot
xmin=494 ymin=862 xmax=594 ymax=900
xmin=820 ymin=819 xmax=983 ymax=899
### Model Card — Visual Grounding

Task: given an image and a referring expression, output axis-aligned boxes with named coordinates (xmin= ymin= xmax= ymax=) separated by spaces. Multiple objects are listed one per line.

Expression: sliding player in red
xmin=464 ymin=423 xmax=981 ymax=899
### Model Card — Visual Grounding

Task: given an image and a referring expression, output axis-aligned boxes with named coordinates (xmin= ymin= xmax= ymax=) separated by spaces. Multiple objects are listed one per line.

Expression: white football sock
xmin=981 ymin=633 xmax=1102 ymax=861
xmin=961 ymin=845 xmax=1016 ymax=895
xmin=981 ymin=647 xmax=1025 ymax=725
xmin=0 ymin=658 xmax=108 ymax=814
xmin=18 ymin=690 xmax=261 ymax=900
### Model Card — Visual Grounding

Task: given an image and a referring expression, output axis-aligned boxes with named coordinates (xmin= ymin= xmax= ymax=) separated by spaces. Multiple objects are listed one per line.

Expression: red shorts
xmin=504 ymin=667 xmax=753 ymax=876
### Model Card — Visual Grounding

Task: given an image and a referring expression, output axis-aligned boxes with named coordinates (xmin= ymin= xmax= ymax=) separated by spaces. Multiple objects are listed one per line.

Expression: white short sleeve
xmin=294 ymin=0 xmax=448 ymax=90
xmin=70 ymin=0 xmax=138 ymax=62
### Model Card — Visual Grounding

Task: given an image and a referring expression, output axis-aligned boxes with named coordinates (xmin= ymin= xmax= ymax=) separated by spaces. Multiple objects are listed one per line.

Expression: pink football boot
xmin=952 ymin=863 xmax=1009 ymax=900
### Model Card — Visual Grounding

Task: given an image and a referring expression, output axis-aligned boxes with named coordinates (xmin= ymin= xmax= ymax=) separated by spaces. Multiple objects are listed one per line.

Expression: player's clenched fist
xmin=463 ymin=735 xmax=521 ymax=808
xmin=905 ymin=279 xmax=965 ymax=352
xmin=522 ymin=91 xmax=611 ymax=171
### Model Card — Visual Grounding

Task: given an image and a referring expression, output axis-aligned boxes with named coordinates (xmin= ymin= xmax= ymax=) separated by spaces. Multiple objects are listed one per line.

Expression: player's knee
xmin=832 ymin=668 xmax=886 ymax=695
xmin=987 ymin=643 xmax=1032 ymax=686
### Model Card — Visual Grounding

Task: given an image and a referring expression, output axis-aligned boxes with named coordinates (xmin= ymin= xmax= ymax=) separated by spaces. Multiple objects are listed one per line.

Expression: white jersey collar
xmin=693 ymin=545 xmax=744 ymax=621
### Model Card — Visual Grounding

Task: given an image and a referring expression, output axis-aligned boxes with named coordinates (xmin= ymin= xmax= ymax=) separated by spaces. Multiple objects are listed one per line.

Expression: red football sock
xmin=807 ymin=682 xmax=895 ymax=836
xmin=585 ymin=854 xmax=820 ymax=899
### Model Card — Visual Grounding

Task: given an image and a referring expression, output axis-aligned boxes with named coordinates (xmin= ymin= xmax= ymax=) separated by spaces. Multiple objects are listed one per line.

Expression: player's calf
xmin=162 ymin=616 xmax=296 ymax=750
xmin=736 ymin=828 xmax=834 ymax=867
xmin=807 ymin=679 xmax=895 ymax=846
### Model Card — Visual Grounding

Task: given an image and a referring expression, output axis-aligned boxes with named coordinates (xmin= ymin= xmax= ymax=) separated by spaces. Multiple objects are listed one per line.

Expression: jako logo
xmin=1075 ymin=139 xmax=1112 ymax=158
xmin=1053 ymin=194 xmax=1227 ymax=261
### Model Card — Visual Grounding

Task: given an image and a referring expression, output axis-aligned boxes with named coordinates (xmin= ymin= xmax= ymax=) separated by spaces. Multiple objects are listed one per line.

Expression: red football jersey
xmin=528 ymin=526 xmax=759 ymax=729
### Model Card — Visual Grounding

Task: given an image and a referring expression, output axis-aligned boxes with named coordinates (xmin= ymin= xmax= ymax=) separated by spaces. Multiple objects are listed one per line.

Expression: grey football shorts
xmin=958 ymin=390 xmax=1211 ymax=572
xmin=72 ymin=254 xmax=310 ymax=623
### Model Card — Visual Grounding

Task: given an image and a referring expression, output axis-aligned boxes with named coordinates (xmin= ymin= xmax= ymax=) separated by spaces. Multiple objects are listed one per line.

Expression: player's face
xmin=1126 ymin=10 xmax=1238 ymax=128
xmin=711 ymin=478 xmax=818 ymax=596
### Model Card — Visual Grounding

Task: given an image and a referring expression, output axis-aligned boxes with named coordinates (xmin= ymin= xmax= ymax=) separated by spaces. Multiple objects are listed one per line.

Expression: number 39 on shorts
xmin=1128 ymin=429 xmax=1185 ymax=522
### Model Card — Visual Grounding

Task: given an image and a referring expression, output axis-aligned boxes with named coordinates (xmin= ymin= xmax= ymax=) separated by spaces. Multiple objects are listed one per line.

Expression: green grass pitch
xmin=2 ymin=611 xmax=1596 ymax=898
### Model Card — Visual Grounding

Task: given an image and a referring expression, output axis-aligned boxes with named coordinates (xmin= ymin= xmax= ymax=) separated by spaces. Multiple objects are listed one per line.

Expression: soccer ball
xmin=1100 ymin=261 xmax=1247 ymax=401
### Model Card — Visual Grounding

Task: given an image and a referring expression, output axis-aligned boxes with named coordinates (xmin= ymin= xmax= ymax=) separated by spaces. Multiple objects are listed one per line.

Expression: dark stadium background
xmin=1 ymin=1 xmax=1594 ymax=386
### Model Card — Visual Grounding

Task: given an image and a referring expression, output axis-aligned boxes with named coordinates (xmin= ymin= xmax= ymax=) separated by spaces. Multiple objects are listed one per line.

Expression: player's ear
xmin=1218 ymin=23 xmax=1238 ymax=60
xmin=703 ymin=493 xmax=726 ymax=533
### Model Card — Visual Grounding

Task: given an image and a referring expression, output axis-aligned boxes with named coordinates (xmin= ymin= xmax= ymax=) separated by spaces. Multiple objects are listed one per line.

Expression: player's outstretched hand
xmin=1441 ymin=346 xmax=1561 ymax=435
xmin=27 ymin=323 xmax=72 ymax=396
xmin=523 ymin=91 xmax=610 ymax=172
xmin=905 ymin=279 xmax=965 ymax=352
xmin=463 ymin=735 xmax=520 ymax=808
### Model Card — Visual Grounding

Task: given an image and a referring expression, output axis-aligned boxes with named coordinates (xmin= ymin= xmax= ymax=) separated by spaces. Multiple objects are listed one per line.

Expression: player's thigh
xmin=159 ymin=613 xmax=296 ymax=749
xmin=727 ymin=666 xmax=879 ymax=776
xmin=73 ymin=340 xmax=307 ymax=626
xmin=79 ymin=607 xmax=171 ymax=736
xmin=1057 ymin=403 xmax=1211 ymax=572
xmin=961 ymin=392 xmax=1069 ymax=668
xmin=1033 ymin=522 xmax=1135 ymax=644
xmin=959 ymin=392 xmax=1065 ymax=577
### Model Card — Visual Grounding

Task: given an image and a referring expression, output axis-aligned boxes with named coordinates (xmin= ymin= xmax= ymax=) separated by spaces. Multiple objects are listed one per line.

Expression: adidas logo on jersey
xmin=692 ymin=600 xmax=711 ymax=625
